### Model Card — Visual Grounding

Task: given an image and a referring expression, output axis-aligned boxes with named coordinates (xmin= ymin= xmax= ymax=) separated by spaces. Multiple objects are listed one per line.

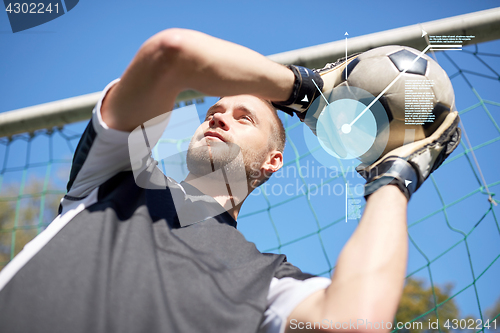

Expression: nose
xmin=209 ymin=112 xmax=229 ymax=130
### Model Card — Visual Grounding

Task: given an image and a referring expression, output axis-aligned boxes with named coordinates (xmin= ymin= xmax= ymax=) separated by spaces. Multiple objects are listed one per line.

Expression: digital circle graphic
xmin=316 ymin=99 xmax=377 ymax=160
xmin=303 ymin=86 xmax=390 ymax=167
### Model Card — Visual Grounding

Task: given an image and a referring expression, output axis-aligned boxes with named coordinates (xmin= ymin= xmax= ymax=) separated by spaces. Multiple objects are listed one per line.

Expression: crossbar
xmin=1 ymin=7 xmax=500 ymax=138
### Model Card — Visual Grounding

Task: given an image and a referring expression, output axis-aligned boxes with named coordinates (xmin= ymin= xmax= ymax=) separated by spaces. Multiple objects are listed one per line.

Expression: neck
xmin=184 ymin=172 xmax=252 ymax=220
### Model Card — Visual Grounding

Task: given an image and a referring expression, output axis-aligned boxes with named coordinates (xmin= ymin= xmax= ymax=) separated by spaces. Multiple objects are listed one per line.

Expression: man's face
xmin=186 ymin=95 xmax=276 ymax=180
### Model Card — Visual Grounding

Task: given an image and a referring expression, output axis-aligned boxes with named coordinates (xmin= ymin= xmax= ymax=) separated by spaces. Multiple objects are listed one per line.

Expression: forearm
xmin=102 ymin=28 xmax=294 ymax=131
xmin=164 ymin=29 xmax=294 ymax=99
xmin=324 ymin=185 xmax=408 ymax=326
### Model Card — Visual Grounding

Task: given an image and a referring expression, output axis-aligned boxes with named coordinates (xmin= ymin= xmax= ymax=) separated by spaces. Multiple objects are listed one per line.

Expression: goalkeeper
xmin=0 ymin=29 xmax=460 ymax=333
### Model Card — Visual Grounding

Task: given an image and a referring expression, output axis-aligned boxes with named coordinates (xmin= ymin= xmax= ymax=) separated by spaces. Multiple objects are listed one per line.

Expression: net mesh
xmin=1 ymin=42 xmax=499 ymax=331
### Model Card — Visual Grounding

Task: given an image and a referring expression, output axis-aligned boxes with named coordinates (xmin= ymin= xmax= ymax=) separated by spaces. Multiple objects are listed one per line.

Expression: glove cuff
xmin=362 ymin=157 xmax=419 ymax=201
xmin=272 ymin=65 xmax=324 ymax=119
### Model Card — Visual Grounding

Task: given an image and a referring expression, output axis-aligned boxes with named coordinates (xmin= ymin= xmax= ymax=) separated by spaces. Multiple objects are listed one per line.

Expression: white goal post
xmin=1 ymin=7 xmax=500 ymax=138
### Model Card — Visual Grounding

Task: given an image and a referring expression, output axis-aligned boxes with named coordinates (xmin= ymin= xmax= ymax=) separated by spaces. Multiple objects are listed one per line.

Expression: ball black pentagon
xmin=342 ymin=57 xmax=360 ymax=80
xmin=388 ymin=49 xmax=427 ymax=76
xmin=423 ymin=102 xmax=451 ymax=136
xmin=377 ymin=96 xmax=393 ymax=123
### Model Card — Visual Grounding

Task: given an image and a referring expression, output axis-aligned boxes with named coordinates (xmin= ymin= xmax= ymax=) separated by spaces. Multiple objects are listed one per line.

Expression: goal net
xmin=1 ymin=11 xmax=499 ymax=332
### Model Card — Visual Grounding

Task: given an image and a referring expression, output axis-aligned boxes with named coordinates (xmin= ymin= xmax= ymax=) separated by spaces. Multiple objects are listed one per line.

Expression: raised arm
xmin=101 ymin=28 xmax=294 ymax=132
xmin=282 ymin=108 xmax=461 ymax=332
xmin=286 ymin=185 xmax=408 ymax=333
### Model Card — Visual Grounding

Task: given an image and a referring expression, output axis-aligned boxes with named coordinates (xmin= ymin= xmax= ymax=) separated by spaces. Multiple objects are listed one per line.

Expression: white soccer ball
xmin=342 ymin=45 xmax=456 ymax=162
xmin=309 ymin=45 xmax=456 ymax=164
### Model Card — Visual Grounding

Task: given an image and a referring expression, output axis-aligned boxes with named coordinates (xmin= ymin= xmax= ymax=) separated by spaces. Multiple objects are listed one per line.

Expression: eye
xmin=240 ymin=115 xmax=254 ymax=124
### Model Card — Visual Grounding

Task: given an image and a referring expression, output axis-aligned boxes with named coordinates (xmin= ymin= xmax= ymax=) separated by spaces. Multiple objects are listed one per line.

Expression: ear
xmin=261 ymin=150 xmax=283 ymax=176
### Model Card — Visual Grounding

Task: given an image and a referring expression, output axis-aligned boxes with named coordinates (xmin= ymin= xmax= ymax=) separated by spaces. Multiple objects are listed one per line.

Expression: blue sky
xmin=1 ymin=0 xmax=500 ymax=321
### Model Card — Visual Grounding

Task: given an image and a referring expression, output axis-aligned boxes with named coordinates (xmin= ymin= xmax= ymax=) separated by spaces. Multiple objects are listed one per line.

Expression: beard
xmin=186 ymin=138 xmax=266 ymax=183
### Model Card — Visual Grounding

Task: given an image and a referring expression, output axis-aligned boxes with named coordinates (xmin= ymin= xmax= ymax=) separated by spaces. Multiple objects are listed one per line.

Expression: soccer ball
xmin=309 ymin=45 xmax=456 ymax=164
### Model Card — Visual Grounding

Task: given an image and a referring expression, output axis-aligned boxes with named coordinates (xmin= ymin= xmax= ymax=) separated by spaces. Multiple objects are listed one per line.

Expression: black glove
xmin=272 ymin=54 xmax=361 ymax=122
xmin=271 ymin=65 xmax=324 ymax=120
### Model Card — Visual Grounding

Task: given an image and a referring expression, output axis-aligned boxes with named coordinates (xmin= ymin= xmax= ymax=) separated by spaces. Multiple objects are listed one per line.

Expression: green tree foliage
xmin=487 ymin=296 xmax=500 ymax=320
xmin=452 ymin=297 xmax=500 ymax=333
xmin=396 ymin=277 xmax=459 ymax=333
xmin=483 ymin=296 xmax=500 ymax=333
xmin=0 ymin=178 xmax=62 ymax=271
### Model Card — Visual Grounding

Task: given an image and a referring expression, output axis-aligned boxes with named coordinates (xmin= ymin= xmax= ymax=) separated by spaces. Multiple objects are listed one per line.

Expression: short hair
xmin=259 ymin=98 xmax=286 ymax=154
xmin=255 ymin=98 xmax=286 ymax=188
